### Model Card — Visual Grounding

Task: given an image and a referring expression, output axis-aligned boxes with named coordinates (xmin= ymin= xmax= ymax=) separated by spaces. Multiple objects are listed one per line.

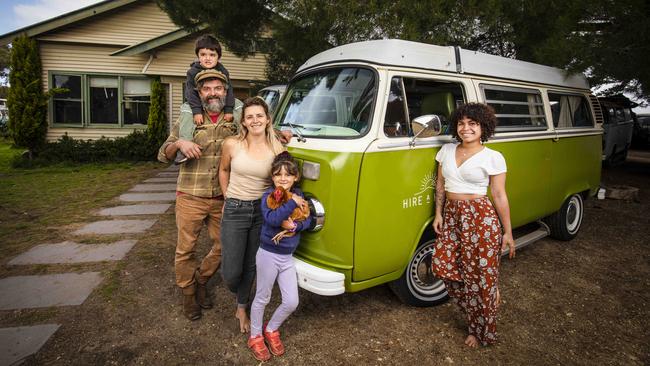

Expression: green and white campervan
xmin=276 ymin=39 xmax=602 ymax=306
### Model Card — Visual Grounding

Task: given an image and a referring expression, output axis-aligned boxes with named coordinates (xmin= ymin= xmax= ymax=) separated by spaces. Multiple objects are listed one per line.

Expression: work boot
xmin=183 ymin=292 xmax=201 ymax=321
xmin=195 ymin=272 xmax=213 ymax=309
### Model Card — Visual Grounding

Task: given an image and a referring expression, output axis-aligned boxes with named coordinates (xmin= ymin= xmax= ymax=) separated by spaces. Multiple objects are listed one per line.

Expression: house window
xmin=50 ymin=73 xmax=151 ymax=127
xmin=89 ymin=77 xmax=118 ymax=124
xmin=123 ymin=78 xmax=151 ymax=125
xmin=52 ymin=75 xmax=82 ymax=125
xmin=482 ymin=85 xmax=547 ymax=131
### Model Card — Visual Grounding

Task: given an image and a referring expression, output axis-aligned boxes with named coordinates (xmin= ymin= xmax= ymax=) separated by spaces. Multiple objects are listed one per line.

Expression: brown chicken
xmin=266 ymin=186 xmax=311 ymax=244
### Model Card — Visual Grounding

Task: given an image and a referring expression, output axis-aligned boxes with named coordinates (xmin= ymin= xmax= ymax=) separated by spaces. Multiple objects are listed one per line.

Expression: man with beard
xmin=158 ymin=69 xmax=238 ymax=320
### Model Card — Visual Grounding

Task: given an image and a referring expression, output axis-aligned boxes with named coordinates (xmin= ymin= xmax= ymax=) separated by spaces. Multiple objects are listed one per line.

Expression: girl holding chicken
xmin=247 ymin=151 xmax=312 ymax=361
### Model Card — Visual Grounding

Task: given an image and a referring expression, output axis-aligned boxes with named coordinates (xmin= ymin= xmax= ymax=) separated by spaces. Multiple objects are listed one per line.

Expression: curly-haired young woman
xmin=431 ymin=102 xmax=516 ymax=347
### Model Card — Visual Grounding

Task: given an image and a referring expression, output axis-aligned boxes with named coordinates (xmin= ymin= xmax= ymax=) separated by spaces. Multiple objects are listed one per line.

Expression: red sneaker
xmin=263 ymin=327 xmax=285 ymax=356
xmin=247 ymin=335 xmax=271 ymax=361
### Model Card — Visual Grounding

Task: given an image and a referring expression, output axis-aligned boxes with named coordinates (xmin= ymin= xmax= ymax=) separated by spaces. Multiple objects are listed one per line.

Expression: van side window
xmin=383 ymin=77 xmax=409 ymax=137
xmin=482 ymin=85 xmax=547 ymax=131
xmin=548 ymin=93 xmax=594 ymax=128
xmin=383 ymin=76 xmax=464 ymax=137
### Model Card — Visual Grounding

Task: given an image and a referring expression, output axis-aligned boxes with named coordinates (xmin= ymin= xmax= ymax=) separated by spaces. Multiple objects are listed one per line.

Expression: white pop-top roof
xmin=298 ymin=39 xmax=589 ymax=90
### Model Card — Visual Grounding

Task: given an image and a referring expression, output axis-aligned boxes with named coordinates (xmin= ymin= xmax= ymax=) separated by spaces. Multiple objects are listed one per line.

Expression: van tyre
xmin=389 ymin=239 xmax=448 ymax=307
xmin=544 ymin=193 xmax=584 ymax=241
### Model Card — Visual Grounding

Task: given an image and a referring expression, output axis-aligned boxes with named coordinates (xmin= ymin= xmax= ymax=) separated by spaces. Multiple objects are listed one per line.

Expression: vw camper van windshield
xmin=275 ymin=67 xmax=376 ymax=138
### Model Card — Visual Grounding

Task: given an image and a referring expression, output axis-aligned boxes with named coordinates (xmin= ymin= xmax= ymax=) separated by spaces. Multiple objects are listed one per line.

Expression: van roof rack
xmin=298 ymin=39 xmax=589 ymax=90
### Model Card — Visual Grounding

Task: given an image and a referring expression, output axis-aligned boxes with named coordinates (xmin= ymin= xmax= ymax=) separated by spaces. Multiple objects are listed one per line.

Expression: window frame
xmin=480 ymin=84 xmax=548 ymax=132
xmin=48 ymin=71 xmax=151 ymax=129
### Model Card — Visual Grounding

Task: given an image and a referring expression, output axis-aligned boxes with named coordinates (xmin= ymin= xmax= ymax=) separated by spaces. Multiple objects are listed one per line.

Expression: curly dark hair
xmin=449 ymin=103 xmax=498 ymax=143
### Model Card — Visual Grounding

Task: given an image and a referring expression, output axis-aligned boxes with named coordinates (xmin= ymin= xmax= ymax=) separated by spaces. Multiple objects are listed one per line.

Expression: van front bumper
xmin=294 ymin=257 xmax=345 ymax=296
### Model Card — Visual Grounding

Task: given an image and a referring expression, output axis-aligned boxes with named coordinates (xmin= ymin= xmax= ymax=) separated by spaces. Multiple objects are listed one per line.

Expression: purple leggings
xmin=250 ymin=248 xmax=299 ymax=337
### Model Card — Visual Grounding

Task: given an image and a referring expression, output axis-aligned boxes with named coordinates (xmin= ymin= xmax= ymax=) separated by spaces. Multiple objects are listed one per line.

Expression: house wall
xmin=37 ymin=1 xmax=176 ymax=46
xmin=34 ymin=0 xmax=269 ymax=142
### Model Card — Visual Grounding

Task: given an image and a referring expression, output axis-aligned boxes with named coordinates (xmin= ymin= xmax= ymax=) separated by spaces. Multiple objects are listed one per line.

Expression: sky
xmin=0 ymin=0 xmax=103 ymax=36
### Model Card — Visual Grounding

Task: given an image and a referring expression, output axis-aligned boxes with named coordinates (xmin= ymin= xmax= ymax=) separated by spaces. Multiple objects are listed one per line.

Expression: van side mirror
xmin=410 ymin=115 xmax=443 ymax=147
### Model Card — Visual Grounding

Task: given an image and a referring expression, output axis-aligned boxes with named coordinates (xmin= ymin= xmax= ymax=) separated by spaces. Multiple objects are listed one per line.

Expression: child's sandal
xmin=264 ymin=327 xmax=285 ymax=356
xmin=247 ymin=335 xmax=271 ymax=361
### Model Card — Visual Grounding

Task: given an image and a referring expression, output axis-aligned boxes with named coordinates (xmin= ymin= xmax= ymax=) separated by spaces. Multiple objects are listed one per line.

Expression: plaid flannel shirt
xmin=158 ymin=103 xmax=237 ymax=198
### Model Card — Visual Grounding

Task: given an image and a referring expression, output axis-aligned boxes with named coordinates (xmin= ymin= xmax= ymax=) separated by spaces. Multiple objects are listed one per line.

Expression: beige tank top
xmin=226 ymin=141 xmax=275 ymax=200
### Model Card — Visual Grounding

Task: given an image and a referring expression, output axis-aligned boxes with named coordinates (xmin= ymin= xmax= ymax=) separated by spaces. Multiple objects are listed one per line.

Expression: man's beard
xmin=202 ymin=95 xmax=225 ymax=113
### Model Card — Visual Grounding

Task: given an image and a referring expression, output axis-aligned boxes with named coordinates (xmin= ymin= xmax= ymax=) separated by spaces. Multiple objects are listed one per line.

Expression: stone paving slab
xmin=0 ymin=324 xmax=60 ymax=365
xmin=98 ymin=204 xmax=172 ymax=216
xmin=143 ymin=177 xmax=177 ymax=183
xmin=8 ymin=240 xmax=137 ymax=265
xmin=157 ymin=172 xmax=178 ymax=178
xmin=119 ymin=192 xmax=176 ymax=202
xmin=73 ymin=219 xmax=156 ymax=235
xmin=129 ymin=184 xmax=177 ymax=192
xmin=0 ymin=273 xmax=103 ymax=310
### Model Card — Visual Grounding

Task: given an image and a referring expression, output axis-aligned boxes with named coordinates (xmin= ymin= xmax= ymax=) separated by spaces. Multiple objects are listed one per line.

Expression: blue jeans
xmin=220 ymin=197 xmax=262 ymax=306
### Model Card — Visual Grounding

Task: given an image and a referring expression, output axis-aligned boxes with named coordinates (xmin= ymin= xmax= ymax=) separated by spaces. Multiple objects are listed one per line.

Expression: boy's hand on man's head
xmin=193 ymin=114 xmax=204 ymax=126
xmin=224 ymin=113 xmax=234 ymax=122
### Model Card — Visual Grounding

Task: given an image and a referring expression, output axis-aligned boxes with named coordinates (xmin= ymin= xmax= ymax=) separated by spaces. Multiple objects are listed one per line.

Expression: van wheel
xmin=544 ymin=194 xmax=584 ymax=241
xmin=388 ymin=239 xmax=448 ymax=307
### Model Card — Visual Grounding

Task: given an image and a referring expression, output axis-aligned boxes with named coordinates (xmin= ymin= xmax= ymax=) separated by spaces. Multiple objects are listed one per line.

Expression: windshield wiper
xmin=278 ymin=122 xmax=307 ymax=142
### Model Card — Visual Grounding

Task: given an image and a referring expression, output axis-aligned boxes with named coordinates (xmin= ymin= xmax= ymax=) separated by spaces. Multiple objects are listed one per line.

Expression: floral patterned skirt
xmin=431 ymin=196 xmax=503 ymax=345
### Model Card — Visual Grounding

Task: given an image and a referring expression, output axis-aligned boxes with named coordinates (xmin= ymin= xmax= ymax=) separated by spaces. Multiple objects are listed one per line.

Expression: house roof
xmin=0 ymin=0 xmax=139 ymax=45
xmin=110 ymin=25 xmax=206 ymax=56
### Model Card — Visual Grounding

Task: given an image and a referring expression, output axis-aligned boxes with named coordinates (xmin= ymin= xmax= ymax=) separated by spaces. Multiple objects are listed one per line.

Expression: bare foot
xmin=496 ymin=288 xmax=501 ymax=308
xmin=464 ymin=335 xmax=479 ymax=348
xmin=235 ymin=307 xmax=250 ymax=333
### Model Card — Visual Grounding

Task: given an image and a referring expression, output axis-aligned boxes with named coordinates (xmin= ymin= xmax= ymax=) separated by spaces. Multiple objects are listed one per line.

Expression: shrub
xmin=7 ymin=35 xmax=47 ymax=157
xmin=11 ymin=130 xmax=161 ymax=168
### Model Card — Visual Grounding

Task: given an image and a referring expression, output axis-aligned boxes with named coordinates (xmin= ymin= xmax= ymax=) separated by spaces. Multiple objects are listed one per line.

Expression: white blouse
xmin=435 ymin=142 xmax=507 ymax=195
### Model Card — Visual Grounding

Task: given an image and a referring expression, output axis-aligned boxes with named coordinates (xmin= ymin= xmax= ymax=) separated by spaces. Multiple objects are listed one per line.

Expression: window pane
xmin=54 ymin=100 xmax=82 ymax=124
xmin=90 ymin=77 xmax=118 ymax=88
xmin=53 ymin=75 xmax=81 ymax=99
xmin=484 ymin=87 xmax=547 ymax=130
xmin=124 ymin=78 xmax=151 ymax=95
xmin=384 ymin=77 xmax=408 ymax=137
xmin=123 ymin=96 xmax=150 ymax=125
xmin=276 ymin=67 xmax=376 ymax=137
xmin=90 ymin=77 xmax=118 ymax=124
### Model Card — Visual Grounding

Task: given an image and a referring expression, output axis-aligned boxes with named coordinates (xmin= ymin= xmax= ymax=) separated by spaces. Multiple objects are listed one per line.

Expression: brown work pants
xmin=175 ymin=194 xmax=224 ymax=295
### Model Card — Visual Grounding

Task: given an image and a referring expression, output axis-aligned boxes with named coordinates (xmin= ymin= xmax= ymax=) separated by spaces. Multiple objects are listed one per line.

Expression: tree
xmin=147 ymin=77 xmax=168 ymax=147
xmin=7 ymin=35 xmax=47 ymax=156
xmin=157 ymin=0 xmax=650 ymax=101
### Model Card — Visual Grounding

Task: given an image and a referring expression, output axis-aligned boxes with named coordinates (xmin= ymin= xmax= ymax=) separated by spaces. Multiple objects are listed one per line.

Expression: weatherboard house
xmin=0 ymin=0 xmax=268 ymax=141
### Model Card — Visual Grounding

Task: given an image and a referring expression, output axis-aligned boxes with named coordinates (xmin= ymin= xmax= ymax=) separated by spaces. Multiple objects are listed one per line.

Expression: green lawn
xmin=0 ymin=139 xmax=166 ymax=262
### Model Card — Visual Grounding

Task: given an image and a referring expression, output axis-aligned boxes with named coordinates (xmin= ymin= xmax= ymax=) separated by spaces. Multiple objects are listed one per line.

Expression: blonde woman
xmin=219 ymin=97 xmax=285 ymax=333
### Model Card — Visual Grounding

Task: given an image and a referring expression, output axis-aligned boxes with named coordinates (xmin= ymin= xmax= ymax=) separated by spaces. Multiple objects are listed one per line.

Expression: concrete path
xmin=0 ymin=325 xmax=60 ymax=366
xmin=129 ymin=183 xmax=177 ymax=192
xmin=119 ymin=192 xmax=176 ymax=202
xmin=73 ymin=219 xmax=157 ymax=235
xmin=98 ymin=203 xmax=172 ymax=216
xmin=0 ymin=273 xmax=103 ymax=310
xmin=8 ymin=240 xmax=137 ymax=265
xmin=143 ymin=177 xmax=177 ymax=183
xmin=0 ymin=166 xmax=178 ymax=362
